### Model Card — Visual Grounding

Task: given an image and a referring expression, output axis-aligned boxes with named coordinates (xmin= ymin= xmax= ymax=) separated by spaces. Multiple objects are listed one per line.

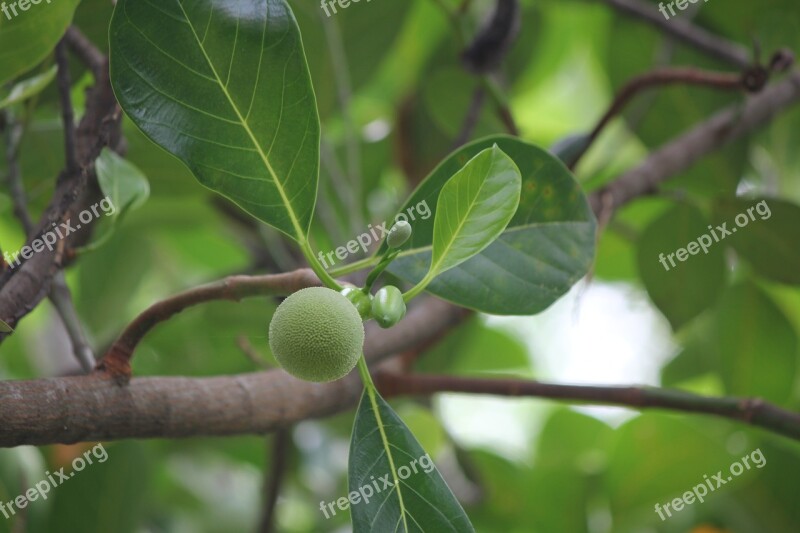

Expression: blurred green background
xmin=1 ymin=0 xmax=800 ymax=531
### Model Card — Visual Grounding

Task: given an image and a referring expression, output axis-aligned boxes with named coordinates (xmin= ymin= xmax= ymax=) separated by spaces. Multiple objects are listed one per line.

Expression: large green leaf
xmin=348 ymin=388 xmax=474 ymax=532
xmin=712 ymin=197 xmax=800 ymax=285
xmin=0 ymin=0 xmax=81 ymax=86
xmin=385 ymin=136 xmax=596 ymax=315
xmin=713 ymin=283 xmax=798 ymax=404
xmin=636 ymin=203 xmax=725 ymax=330
xmin=429 ymin=145 xmax=521 ymax=278
xmin=109 ymin=0 xmax=319 ymax=241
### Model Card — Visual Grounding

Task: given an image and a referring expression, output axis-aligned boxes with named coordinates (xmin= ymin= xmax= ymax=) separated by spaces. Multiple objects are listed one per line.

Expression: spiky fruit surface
xmin=269 ymin=287 xmax=365 ymax=382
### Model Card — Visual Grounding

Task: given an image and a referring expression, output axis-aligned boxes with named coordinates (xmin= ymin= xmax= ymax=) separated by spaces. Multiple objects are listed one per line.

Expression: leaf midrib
xmin=366 ymin=387 xmax=409 ymax=532
xmin=430 ymin=167 xmax=495 ymax=277
xmin=174 ymin=0 xmax=306 ymax=242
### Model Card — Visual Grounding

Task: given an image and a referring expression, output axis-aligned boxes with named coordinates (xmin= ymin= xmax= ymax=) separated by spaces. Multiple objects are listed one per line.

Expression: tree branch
xmin=0 ymin=298 xmax=466 ymax=447
xmin=96 ymin=269 xmax=321 ymax=380
xmin=375 ymin=373 xmax=800 ymax=441
xmin=598 ymin=0 xmax=751 ymax=69
xmin=258 ymin=428 xmax=291 ymax=533
xmin=63 ymin=26 xmax=105 ymax=78
xmin=0 ymin=48 xmax=123 ymax=341
xmin=55 ymin=38 xmax=78 ymax=175
xmin=589 ymin=70 xmax=800 ymax=214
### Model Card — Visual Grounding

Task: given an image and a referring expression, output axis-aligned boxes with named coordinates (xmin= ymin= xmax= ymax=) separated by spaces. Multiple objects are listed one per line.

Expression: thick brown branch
xmin=375 ymin=373 xmax=800 ymax=441
xmin=0 ymin=56 xmax=123 ymax=341
xmin=0 ymin=299 xmax=466 ymax=447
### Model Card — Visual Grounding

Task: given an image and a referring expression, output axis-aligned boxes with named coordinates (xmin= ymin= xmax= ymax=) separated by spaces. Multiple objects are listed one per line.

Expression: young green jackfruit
xmin=269 ymin=287 xmax=365 ymax=382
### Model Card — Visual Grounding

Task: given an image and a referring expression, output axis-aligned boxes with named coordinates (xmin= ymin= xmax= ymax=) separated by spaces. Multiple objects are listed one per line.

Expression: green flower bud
xmin=341 ymin=287 xmax=373 ymax=320
xmin=387 ymin=220 xmax=412 ymax=249
xmin=371 ymin=285 xmax=407 ymax=328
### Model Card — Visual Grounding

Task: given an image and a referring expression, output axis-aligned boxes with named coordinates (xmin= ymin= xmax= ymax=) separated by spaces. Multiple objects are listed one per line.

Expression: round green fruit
xmin=387 ymin=220 xmax=412 ymax=248
xmin=372 ymin=286 xmax=407 ymax=328
xmin=269 ymin=287 xmax=364 ymax=382
xmin=341 ymin=287 xmax=373 ymax=319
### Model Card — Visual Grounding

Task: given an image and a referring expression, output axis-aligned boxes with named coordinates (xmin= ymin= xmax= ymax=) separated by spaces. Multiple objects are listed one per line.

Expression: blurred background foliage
xmin=1 ymin=0 xmax=800 ymax=531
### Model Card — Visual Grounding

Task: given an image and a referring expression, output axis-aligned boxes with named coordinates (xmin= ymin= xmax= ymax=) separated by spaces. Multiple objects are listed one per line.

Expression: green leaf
xmin=89 ymin=148 xmax=151 ymax=250
xmin=349 ymin=388 xmax=474 ymax=532
xmin=0 ymin=65 xmax=56 ymax=109
xmin=109 ymin=0 xmax=319 ymax=242
xmin=0 ymin=0 xmax=81 ymax=87
xmin=636 ymin=203 xmax=725 ymax=330
xmin=385 ymin=136 xmax=596 ymax=315
xmin=429 ymin=145 xmax=521 ymax=278
xmin=0 ymin=319 xmax=12 ymax=333
xmin=96 ymin=148 xmax=150 ymax=215
xmin=712 ymin=197 xmax=800 ymax=285
xmin=713 ymin=283 xmax=797 ymax=404
xmin=96 ymin=147 xmax=150 ymax=215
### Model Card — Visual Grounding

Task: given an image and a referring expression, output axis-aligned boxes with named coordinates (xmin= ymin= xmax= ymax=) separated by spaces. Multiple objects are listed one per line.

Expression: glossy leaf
xmin=636 ymin=203 xmax=725 ymax=329
xmin=0 ymin=0 xmax=81 ymax=86
xmin=712 ymin=197 xmax=800 ymax=285
xmin=0 ymin=66 xmax=56 ymax=109
xmin=714 ymin=283 xmax=797 ymax=403
xmin=109 ymin=0 xmax=319 ymax=241
xmin=429 ymin=145 xmax=521 ymax=278
xmin=385 ymin=136 xmax=596 ymax=315
xmin=349 ymin=388 xmax=474 ymax=532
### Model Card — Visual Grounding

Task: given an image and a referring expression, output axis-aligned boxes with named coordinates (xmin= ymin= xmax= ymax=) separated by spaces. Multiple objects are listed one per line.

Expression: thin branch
xmin=96 ymin=269 xmax=321 ymax=380
xmin=237 ymin=335 xmax=271 ymax=370
xmin=55 ymin=39 xmax=78 ymax=174
xmin=2 ymin=110 xmax=34 ymax=235
xmin=588 ymin=71 xmax=800 ymax=214
xmin=597 ymin=0 xmax=751 ymax=69
xmin=452 ymin=87 xmax=486 ymax=149
xmin=320 ymin=14 xmax=364 ymax=232
xmin=375 ymin=373 xmax=800 ymax=441
xmin=568 ymin=66 xmax=752 ymax=169
xmin=258 ymin=428 xmax=291 ymax=533
xmin=49 ymin=272 xmax=96 ymax=373
xmin=63 ymin=26 xmax=105 ymax=78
